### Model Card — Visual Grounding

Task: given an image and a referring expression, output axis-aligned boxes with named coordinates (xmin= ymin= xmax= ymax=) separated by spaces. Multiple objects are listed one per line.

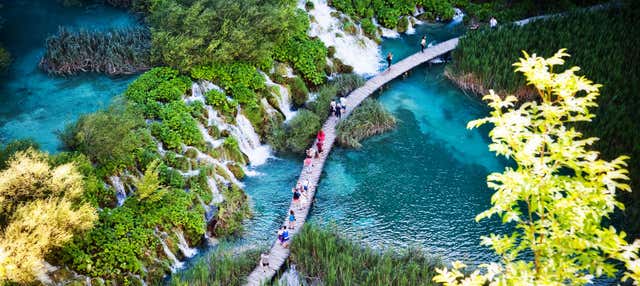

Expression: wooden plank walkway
xmin=244 ymin=38 xmax=459 ymax=286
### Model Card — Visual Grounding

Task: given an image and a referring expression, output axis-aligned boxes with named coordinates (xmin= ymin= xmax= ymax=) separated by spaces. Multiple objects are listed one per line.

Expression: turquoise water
xmin=239 ymin=23 xmax=510 ymax=266
xmin=0 ymin=1 xmax=139 ymax=152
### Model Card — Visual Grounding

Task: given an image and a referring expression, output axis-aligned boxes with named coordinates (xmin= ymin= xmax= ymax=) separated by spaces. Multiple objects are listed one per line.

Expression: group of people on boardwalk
xmin=330 ymin=97 xmax=347 ymax=118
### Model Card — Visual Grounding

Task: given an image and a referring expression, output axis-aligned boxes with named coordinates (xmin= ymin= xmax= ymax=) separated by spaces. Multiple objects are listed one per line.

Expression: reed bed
xmin=288 ymin=224 xmax=442 ymax=285
xmin=40 ymin=26 xmax=151 ymax=76
xmin=166 ymin=244 xmax=263 ymax=286
xmin=336 ymin=98 xmax=397 ymax=148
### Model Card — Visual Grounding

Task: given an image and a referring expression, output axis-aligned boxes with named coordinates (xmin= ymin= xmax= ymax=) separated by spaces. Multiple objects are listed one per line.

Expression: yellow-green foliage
xmin=0 ymin=149 xmax=97 ymax=284
xmin=434 ymin=50 xmax=640 ymax=284
xmin=133 ymin=160 xmax=167 ymax=203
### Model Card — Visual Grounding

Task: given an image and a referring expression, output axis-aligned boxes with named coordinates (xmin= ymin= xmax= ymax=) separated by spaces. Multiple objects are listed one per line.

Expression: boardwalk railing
xmin=244 ymin=38 xmax=460 ymax=286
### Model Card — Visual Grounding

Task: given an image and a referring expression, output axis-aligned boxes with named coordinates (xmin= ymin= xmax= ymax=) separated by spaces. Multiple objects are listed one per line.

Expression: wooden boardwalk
xmin=244 ymin=38 xmax=459 ymax=286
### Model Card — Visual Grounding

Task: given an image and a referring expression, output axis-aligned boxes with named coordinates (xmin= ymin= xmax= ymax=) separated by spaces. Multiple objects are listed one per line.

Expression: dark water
xmin=0 ymin=0 xmax=139 ymax=152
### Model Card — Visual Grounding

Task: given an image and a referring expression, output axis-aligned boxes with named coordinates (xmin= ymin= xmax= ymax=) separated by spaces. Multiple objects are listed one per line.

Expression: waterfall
xmin=375 ymin=18 xmax=401 ymax=38
xmin=207 ymin=177 xmax=225 ymax=204
xmin=185 ymin=81 xmax=221 ymax=104
xmin=233 ymin=112 xmax=271 ymax=166
xmin=109 ymin=176 xmax=127 ymax=207
xmin=183 ymin=145 xmax=245 ymax=187
xmin=198 ymin=122 xmax=224 ymax=149
xmin=301 ymin=0 xmax=382 ymax=75
xmin=174 ymin=229 xmax=198 ymax=258
xmin=263 ymin=73 xmax=297 ymax=121
xmin=156 ymin=233 xmax=184 ymax=272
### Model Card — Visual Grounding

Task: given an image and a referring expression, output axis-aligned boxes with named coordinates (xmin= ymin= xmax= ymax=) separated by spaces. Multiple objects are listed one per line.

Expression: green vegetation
xmin=289 ymin=224 xmax=442 ymax=285
xmin=40 ymin=27 xmax=151 ymax=76
xmin=0 ymin=149 xmax=97 ymax=284
xmin=330 ymin=0 xmax=455 ymax=30
xmin=336 ymin=98 xmax=396 ymax=148
xmin=168 ymin=244 xmax=262 ymax=286
xmin=459 ymin=0 xmax=607 ymax=23
xmin=448 ymin=3 xmax=640 ymax=236
xmin=0 ymin=139 xmax=39 ymax=169
xmin=287 ymin=76 xmax=309 ymax=106
xmin=284 ymin=110 xmax=322 ymax=154
xmin=435 ymin=51 xmax=640 ymax=285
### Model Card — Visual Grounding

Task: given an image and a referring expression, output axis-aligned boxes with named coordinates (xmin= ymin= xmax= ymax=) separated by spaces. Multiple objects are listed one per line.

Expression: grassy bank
xmin=336 ymin=98 xmax=397 ymax=148
xmin=447 ymin=2 xmax=640 ymax=236
xmin=288 ymin=224 xmax=442 ymax=285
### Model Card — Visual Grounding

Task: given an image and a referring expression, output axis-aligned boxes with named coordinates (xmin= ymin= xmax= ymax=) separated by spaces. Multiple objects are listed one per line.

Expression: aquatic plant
xmin=40 ymin=26 xmax=151 ymax=76
xmin=289 ymin=224 xmax=442 ymax=285
xmin=336 ymin=98 xmax=396 ymax=148
xmin=0 ymin=46 xmax=10 ymax=73
xmin=167 ymin=244 xmax=263 ymax=286
xmin=434 ymin=50 xmax=640 ymax=285
xmin=448 ymin=3 xmax=640 ymax=236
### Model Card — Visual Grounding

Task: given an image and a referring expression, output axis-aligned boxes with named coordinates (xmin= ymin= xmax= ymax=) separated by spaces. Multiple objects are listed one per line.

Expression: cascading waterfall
xmin=174 ymin=229 xmax=198 ymax=258
xmin=301 ymin=0 xmax=382 ymax=75
xmin=207 ymin=177 xmax=225 ymax=204
xmin=183 ymin=145 xmax=245 ymax=187
xmin=375 ymin=18 xmax=401 ymax=38
xmin=155 ymin=233 xmax=184 ymax=272
xmin=109 ymin=176 xmax=127 ymax=207
xmin=234 ymin=112 xmax=271 ymax=166
xmin=263 ymin=73 xmax=297 ymax=121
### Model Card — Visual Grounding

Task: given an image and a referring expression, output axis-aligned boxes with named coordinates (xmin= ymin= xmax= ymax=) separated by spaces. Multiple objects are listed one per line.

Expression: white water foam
xmin=156 ymin=233 xmax=184 ymax=272
xmin=302 ymin=0 xmax=382 ymax=75
xmin=234 ymin=112 xmax=271 ymax=166
xmin=174 ymin=229 xmax=198 ymax=258
xmin=109 ymin=176 xmax=126 ymax=207
xmin=263 ymin=73 xmax=297 ymax=121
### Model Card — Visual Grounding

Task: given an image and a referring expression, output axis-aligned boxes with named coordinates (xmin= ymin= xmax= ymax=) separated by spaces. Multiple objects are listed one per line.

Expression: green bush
xmin=308 ymin=84 xmax=339 ymax=122
xmin=361 ymin=18 xmax=377 ymax=38
xmin=285 ymin=110 xmax=321 ymax=153
xmin=156 ymin=101 xmax=204 ymax=150
xmin=0 ymin=139 xmax=40 ymax=169
xmin=273 ymin=35 xmax=328 ymax=86
xmin=125 ymin=67 xmax=191 ymax=106
xmin=288 ymin=76 xmax=309 ymax=107
xmin=305 ymin=0 xmax=314 ymax=11
xmin=332 ymin=73 xmax=365 ymax=96
xmin=336 ymin=98 xmax=396 ymax=148
xmin=289 ymin=224 xmax=442 ymax=285
xmin=205 ymin=89 xmax=237 ymax=118
xmin=212 ymin=184 xmax=251 ymax=236
xmin=397 ymin=16 xmax=409 ymax=33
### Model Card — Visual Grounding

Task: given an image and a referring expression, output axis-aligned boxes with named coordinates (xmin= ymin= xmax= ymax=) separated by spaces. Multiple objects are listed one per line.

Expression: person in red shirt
xmin=317 ymin=129 xmax=325 ymax=142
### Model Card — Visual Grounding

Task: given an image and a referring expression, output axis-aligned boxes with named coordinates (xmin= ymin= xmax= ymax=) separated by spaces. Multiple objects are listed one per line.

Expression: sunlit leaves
xmin=435 ymin=51 xmax=640 ymax=285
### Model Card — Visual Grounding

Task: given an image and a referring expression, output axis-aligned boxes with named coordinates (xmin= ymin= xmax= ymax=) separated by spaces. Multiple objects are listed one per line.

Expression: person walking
xmin=261 ymin=253 xmax=270 ymax=272
xmin=281 ymin=227 xmax=290 ymax=248
xmin=420 ymin=35 xmax=427 ymax=53
xmin=316 ymin=140 xmax=323 ymax=154
xmin=317 ymin=129 xmax=325 ymax=143
xmin=335 ymin=104 xmax=342 ymax=118
xmin=293 ymin=188 xmax=302 ymax=210
xmin=330 ymin=100 xmax=337 ymax=117
xmin=386 ymin=52 xmax=393 ymax=70
xmin=339 ymin=96 xmax=347 ymax=113
xmin=288 ymin=210 xmax=296 ymax=230
xmin=277 ymin=226 xmax=285 ymax=243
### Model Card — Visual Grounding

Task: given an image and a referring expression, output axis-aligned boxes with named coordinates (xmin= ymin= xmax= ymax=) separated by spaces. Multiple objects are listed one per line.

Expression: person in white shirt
xmin=490 ymin=17 xmax=498 ymax=28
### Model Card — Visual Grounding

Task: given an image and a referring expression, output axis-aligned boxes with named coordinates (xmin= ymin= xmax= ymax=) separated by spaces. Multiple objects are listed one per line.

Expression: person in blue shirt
xmin=288 ymin=210 xmax=296 ymax=230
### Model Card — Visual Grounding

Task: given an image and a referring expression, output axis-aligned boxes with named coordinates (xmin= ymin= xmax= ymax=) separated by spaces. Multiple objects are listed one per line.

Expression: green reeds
xmin=40 ymin=26 xmax=151 ymax=76
xmin=336 ymin=98 xmax=397 ymax=148
xmin=167 ymin=244 xmax=263 ymax=286
xmin=289 ymin=224 xmax=442 ymax=285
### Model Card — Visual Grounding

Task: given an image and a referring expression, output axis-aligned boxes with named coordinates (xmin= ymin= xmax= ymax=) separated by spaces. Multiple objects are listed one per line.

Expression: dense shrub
xmin=205 ymin=89 xmax=237 ymax=118
xmin=0 ymin=139 xmax=40 ymax=169
xmin=191 ymin=62 xmax=265 ymax=107
xmin=285 ymin=110 xmax=321 ymax=153
xmin=212 ymin=184 xmax=251 ymax=236
xmin=273 ymin=35 xmax=328 ymax=85
xmin=125 ymin=67 xmax=191 ymax=107
xmin=361 ymin=18 xmax=377 ymax=38
xmin=449 ymin=4 xmax=640 ymax=236
xmin=288 ymin=76 xmax=309 ymax=107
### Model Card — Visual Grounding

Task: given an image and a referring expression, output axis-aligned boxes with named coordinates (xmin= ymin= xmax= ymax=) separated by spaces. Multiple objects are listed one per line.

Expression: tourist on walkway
xmin=339 ymin=96 xmax=347 ymax=113
xmin=306 ymin=147 xmax=316 ymax=159
xmin=302 ymin=179 xmax=310 ymax=192
xmin=303 ymin=156 xmax=313 ymax=173
xmin=420 ymin=35 xmax=427 ymax=53
xmin=261 ymin=253 xmax=270 ymax=272
xmin=330 ymin=100 xmax=337 ymax=117
xmin=490 ymin=17 xmax=498 ymax=28
xmin=277 ymin=226 xmax=285 ymax=243
xmin=317 ymin=129 xmax=325 ymax=143
xmin=288 ymin=210 xmax=296 ymax=230
xmin=293 ymin=188 xmax=302 ymax=210
xmin=386 ymin=52 xmax=393 ymax=70
xmin=335 ymin=105 xmax=342 ymax=118
xmin=316 ymin=139 xmax=323 ymax=154
xmin=281 ymin=227 xmax=290 ymax=248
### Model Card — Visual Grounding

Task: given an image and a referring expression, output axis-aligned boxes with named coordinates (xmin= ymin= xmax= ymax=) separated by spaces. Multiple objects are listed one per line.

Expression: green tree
xmin=133 ymin=160 xmax=166 ymax=203
xmin=0 ymin=149 xmax=97 ymax=284
xmin=434 ymin=50 xmax=640 ymax=285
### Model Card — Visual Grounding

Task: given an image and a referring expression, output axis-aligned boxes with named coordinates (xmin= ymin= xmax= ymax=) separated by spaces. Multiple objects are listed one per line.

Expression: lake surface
xmin=239 ymin=21 xmax=510 ymax=266
xmin=0 ymin=0 xmax=139 ymax=152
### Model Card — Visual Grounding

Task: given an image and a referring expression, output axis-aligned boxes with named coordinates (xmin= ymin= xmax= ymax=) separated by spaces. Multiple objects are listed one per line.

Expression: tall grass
xmin=448 ymin=2 xmax=640 ymax=236
xmin=289 ymin=224 xmax=442 ymax=285
xmin=40 ymin=26 xmax=151 ymax=76
xmin=166 ymin=244 xmax=263 ymax=286
xmin=336 ymin=98 xmax=396 ymax=148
